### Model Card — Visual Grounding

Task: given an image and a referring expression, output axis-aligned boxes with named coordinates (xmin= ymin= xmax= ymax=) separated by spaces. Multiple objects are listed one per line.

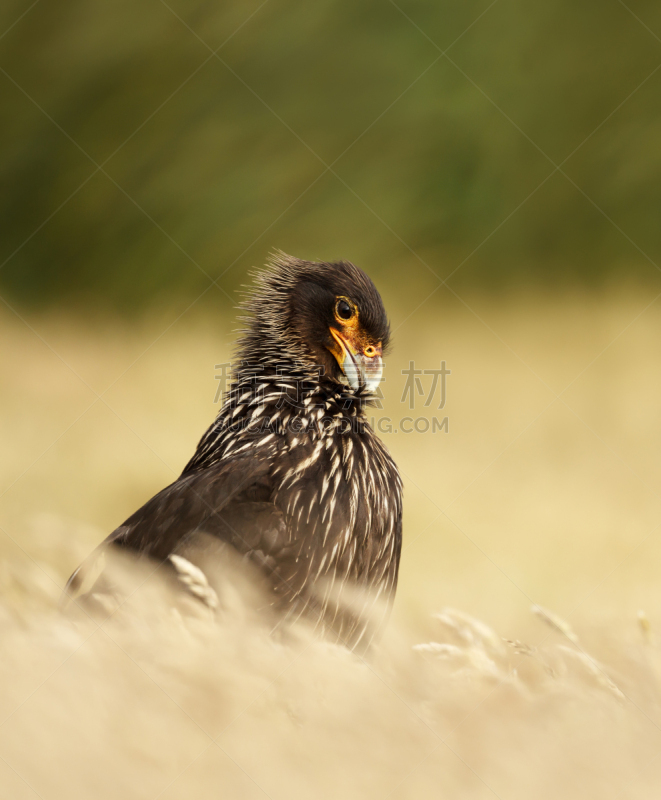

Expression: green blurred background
xmin=2 ymin=0 xmax=661 ymax=312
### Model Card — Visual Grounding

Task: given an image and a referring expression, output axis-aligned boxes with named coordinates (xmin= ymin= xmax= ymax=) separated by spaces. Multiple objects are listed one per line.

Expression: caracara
xmin=66 ymin=253 xmax=402 ymax=648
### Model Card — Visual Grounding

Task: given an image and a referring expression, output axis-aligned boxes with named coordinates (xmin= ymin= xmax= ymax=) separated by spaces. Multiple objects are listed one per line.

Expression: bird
xmin=66 ymin=252 xmax=403 ymax=649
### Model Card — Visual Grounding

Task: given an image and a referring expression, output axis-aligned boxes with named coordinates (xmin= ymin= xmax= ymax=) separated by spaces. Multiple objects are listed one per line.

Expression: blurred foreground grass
xmin=2 ymin=290 xmax=661 ymax=797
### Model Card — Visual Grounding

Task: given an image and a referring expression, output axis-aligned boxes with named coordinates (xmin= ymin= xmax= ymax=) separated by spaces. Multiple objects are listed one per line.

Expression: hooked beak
xmin=329 ymin=328 xmax=383 ymax=392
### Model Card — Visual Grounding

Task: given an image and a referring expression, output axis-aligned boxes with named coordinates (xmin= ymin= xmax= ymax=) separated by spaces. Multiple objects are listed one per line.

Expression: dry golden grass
xmin=2 ymin=288 xmax=661 ymax=798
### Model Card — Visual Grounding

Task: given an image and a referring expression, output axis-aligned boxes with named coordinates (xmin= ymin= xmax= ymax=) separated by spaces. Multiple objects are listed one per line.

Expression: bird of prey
xmin=66 ymin=253 xmax=402 ymax=648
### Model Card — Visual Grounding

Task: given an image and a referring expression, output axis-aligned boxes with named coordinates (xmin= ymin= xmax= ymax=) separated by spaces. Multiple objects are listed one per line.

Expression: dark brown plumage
xmin=66 ymin=253 xmax=402 ymax=648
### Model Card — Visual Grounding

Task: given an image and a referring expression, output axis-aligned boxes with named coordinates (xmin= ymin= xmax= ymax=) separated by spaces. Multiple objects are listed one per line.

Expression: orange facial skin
xmin=327 ymin=296 xmax=383 ymax=389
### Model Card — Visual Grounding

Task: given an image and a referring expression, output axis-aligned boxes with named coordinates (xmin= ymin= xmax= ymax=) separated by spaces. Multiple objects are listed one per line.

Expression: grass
xmin=1 ymin=288 xmax=661 ymax=798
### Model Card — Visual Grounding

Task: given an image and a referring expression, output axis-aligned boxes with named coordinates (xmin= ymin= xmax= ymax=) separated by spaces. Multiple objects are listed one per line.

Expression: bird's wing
xmin=63 ymin=454 xmax=276 ymax=603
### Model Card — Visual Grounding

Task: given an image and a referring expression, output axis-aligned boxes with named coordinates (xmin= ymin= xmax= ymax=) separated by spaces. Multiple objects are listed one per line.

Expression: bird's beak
xmin=329 ymin=328 xmax=383 ymax=392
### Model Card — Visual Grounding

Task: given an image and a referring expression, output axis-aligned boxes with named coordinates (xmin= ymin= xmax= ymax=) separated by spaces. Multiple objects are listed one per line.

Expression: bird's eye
xmin=335 ymin=298 xmax=354 ymax=321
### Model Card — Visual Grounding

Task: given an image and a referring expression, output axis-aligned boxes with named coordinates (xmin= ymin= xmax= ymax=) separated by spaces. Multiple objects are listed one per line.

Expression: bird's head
xmin=238 ymin=252 xmax=390 ymax=392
